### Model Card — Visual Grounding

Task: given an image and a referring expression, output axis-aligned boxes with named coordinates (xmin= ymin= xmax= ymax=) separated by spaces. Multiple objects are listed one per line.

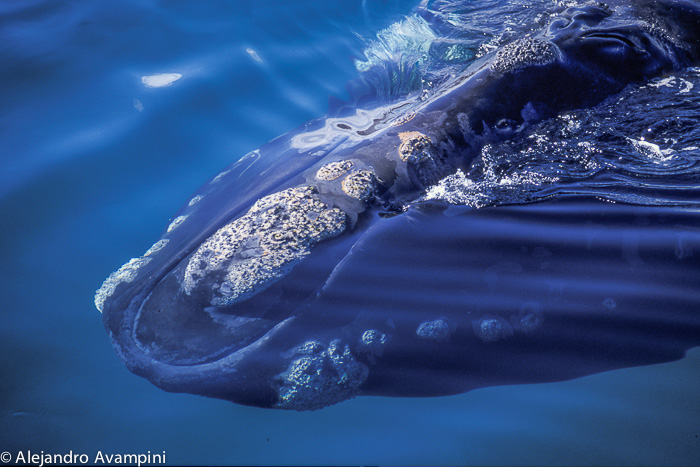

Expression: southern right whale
xmin=96 ymin=0 xmax=700 ymax=410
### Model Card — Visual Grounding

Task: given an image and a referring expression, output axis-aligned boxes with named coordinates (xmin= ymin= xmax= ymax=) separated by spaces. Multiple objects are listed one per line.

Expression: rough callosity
xmin=398 ymin=131 xmax=433 ymax=163
xmin=358 ymin=329 xmax=389 ymax=356
xmin=416 ymin=318 xmax=452 ymax=341
xmin=474 ymin=316 xmax=514 ymax=343
xmin=492 ymin=37 xmax=557 ymax=74
xmin=316 ymin=160 xmax=354 ymax=181
xmin=182 ymin=186 xmax=347 ymax=306
xmin=94 ymin=239 xmax=169 ymax=313
xmin=341 ymin=169 xmax=378 ymax=202
xmin=166 ymin=215 xmax=188 ymax=233
xmin=275 ymin=339 xmax=369 ymax=411
xmin=95 ymin=257 xmax=151 ymax=313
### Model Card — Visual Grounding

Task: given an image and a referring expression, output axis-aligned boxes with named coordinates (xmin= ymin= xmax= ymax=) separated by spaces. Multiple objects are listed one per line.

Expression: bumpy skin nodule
xmin=183 ymin=186 xmax=347 ymax=307
xmin=97 ymin=0 xmax=700 ymax=410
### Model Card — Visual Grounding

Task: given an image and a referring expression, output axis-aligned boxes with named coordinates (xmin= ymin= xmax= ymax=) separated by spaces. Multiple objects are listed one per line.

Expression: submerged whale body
xmin=97 ymin=0 xmax=700 ymax=410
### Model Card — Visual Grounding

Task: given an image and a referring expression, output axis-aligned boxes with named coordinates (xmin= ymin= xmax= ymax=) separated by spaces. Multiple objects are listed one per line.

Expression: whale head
xmin=97 ymin=0 xmax=700 ymax=410
xmin=547 ymin=0 xmax=700 ymax=82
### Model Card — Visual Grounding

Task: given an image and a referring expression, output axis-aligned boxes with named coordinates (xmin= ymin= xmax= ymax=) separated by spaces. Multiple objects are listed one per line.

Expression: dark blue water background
xmin=1 ymin=0 xmax=699 ymax=464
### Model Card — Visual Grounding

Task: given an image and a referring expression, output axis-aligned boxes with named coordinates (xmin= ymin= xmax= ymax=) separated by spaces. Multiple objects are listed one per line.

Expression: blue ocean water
xmin=1 ymin=0 xmax=699 ymax=465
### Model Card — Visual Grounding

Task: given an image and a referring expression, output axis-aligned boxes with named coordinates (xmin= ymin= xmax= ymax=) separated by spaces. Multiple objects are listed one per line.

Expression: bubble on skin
xmin=274 ymin=340 xmax=368 ymax=411
xmin=188 ymin=195 xmax=204 ymax=207
xmin=183 ymin=185 xmax=347 ymax=307
xmin=416 ymin=318 xmax=451 ymax=341
xmin=603 ymin=298 xmax=617 ymax=310
xmin=341 ymin=169 xmax=378 ymax=201
xmin=316 ymin=160 xmax=355 ymax=181
xmin=94 ymin=240 xmax=168 ymax=313
xmin=167 ymin=215 xmax=188 ymax=233
xmin=398 ymin=131 xmax=432 ymax=163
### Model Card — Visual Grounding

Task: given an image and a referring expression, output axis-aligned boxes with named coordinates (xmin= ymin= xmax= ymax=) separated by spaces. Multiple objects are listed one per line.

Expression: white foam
xmin=627 ymin=137 xmax=674 ymax=162
xmin=354 ymin=14 xmax=436 ymax=72
xmin=648 ymin=76 xmax=694 ymax=94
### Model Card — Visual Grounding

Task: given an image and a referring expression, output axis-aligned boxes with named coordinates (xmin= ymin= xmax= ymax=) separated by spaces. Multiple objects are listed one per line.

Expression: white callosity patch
xmin=183 ymin=186 xmax=346 ymax=307
xmin=275 ymin=340 xmax=368 ymax=411
xmin=166 ymin=215 xmax=188 ymax=233
xmin=188 ymin=195 xmax=204 ymax=207
xmin=94 ymin=239 xmax=169 ymax=313
xmin=143 ymin=239 xmax=169 ymax=257
xmin=141 ymin=73 xmax=182 ymax=88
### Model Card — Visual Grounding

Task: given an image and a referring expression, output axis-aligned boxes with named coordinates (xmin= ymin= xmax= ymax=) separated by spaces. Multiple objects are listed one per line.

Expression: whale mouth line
xmin=580 ymin=31 xmax=640 ymax=51
xmin=130 ymin=278 xmax=288 ymax=367
xmin=131 ymin=294 xmax=293 ymax=368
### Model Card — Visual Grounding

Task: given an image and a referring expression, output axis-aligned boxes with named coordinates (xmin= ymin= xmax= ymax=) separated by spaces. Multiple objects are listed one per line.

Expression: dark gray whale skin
xmin=97 ymin=0 xmax=700 ymax=410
